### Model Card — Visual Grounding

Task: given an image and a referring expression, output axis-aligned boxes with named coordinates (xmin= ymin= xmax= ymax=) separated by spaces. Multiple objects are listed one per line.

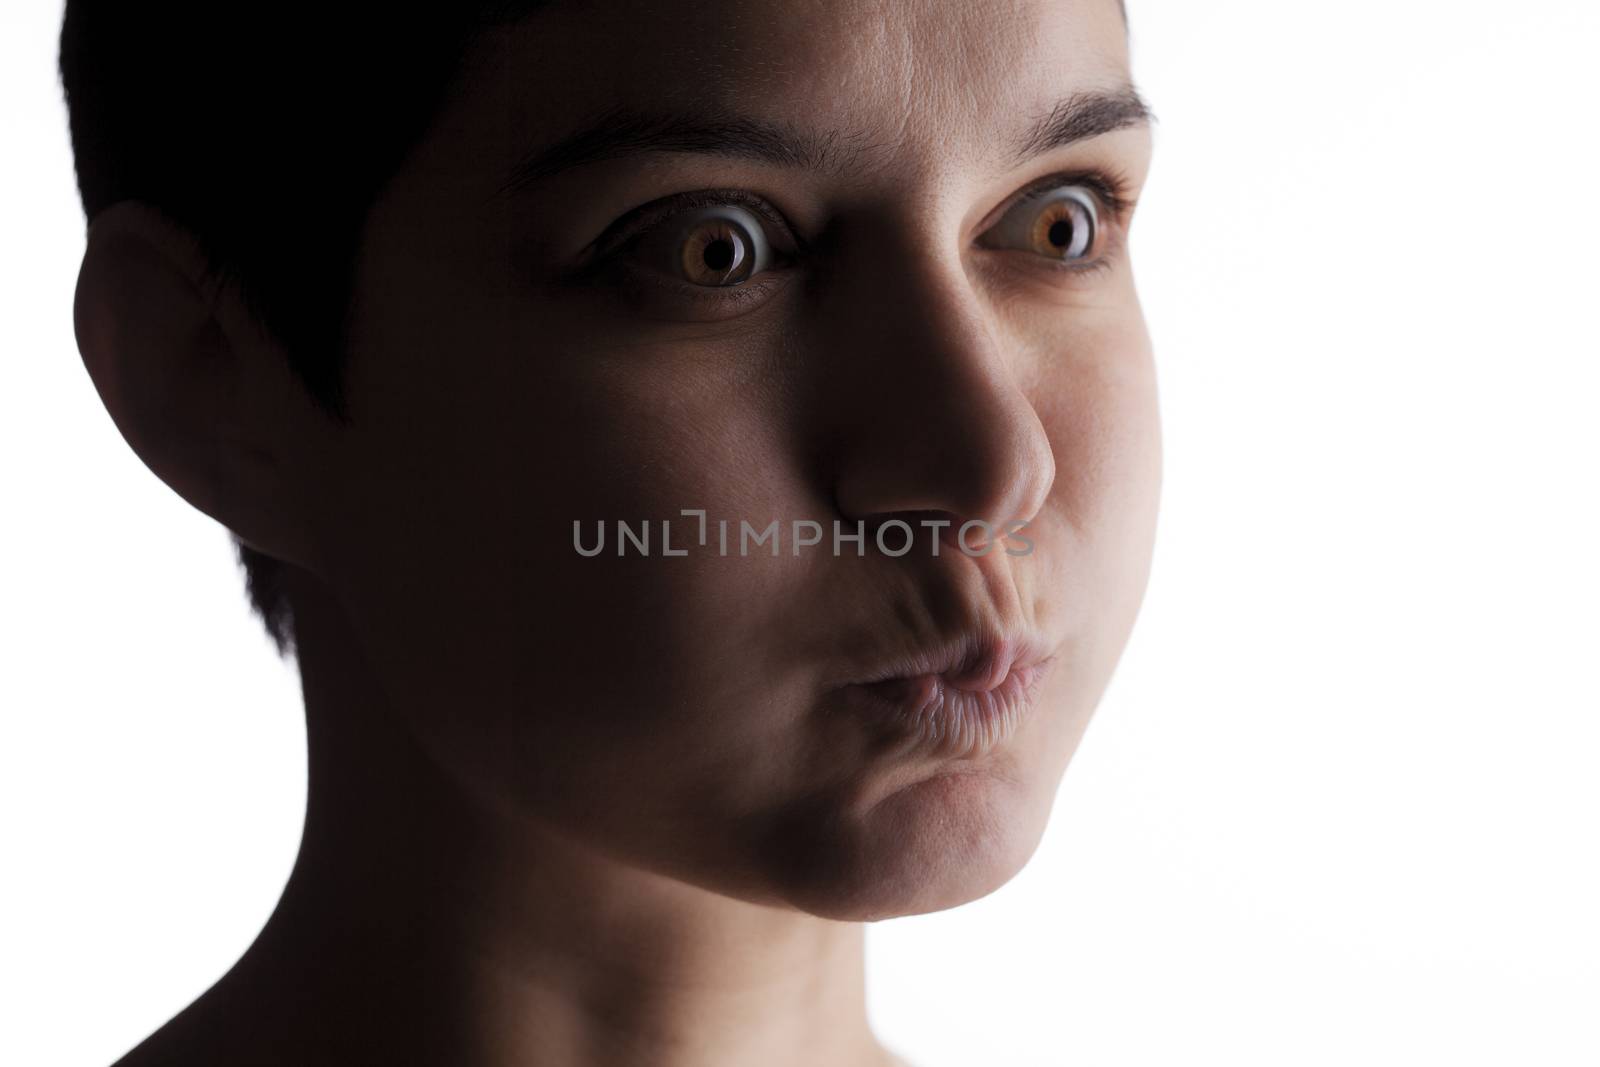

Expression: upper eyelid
xmin=592 ymin=190 xmax=796 ymax=258
xmin=999 ymin=171 xmax=1135 ymax=224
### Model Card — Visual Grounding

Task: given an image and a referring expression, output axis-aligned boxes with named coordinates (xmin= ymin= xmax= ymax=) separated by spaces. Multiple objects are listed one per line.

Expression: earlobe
xmin=72 ymin=200 xmax=327 ymax=575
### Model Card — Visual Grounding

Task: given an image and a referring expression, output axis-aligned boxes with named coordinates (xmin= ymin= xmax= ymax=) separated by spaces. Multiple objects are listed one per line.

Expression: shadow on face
xmin=312 ymin=0 xmax=1160 ymax=921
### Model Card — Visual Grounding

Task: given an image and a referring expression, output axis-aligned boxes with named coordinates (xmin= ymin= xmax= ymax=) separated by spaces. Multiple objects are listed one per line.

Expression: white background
xmin=4 ymin=2 xmax=1597 ymax=1064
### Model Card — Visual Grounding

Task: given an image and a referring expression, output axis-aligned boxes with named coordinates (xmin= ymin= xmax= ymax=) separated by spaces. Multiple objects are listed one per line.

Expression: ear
xmin=72 ymin=200 xmax=334 ymax=576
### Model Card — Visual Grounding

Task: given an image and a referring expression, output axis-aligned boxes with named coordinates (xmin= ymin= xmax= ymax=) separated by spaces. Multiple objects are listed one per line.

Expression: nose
xmin=822 ymin=242 xmax=1057 ymax=545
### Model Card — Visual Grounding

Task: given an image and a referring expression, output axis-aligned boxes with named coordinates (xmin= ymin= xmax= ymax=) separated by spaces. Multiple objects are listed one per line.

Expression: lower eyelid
xmin=1049 ymin=251 xmax=1118 ymax=274
xmin=610 ymin=260 xmax=790 ymax=316
xmin=989 ymin=241 xmax=1119 ymax=272
xmin=971 ymin=241 xmax=1124 ymax=296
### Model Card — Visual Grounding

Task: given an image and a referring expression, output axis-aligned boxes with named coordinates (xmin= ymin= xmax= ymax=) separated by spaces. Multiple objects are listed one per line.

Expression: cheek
xmin=1037 ymin=309 xmax=1162 ymax=576
xmin=326 ymin=303 xmax=834 ymax=839
xmin=1025 ymin=315 xmax=1161 ymax=740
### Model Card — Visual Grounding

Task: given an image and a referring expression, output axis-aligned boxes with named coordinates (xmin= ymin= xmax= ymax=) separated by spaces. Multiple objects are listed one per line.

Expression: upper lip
xmin=846 ymin=628 xmax=1058 ymax=694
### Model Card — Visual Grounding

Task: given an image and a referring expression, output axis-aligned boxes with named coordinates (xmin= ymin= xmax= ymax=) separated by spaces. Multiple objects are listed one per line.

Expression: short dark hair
xmin=58 ymin=2 xmax=544 ymax=657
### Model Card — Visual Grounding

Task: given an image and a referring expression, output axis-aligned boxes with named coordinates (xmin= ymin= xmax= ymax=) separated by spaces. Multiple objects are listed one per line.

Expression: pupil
xmin=1048 ymin=219 xmax=1074 ymax=249
xmin=702 ymin=238 xmax=736 ymax=272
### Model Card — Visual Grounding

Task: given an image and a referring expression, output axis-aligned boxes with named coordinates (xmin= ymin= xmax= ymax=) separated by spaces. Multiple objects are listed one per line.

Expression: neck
xmin=195 ymin=564 xmax=893 ymax=1067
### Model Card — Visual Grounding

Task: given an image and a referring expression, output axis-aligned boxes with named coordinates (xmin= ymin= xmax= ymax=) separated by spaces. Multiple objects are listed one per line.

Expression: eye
xmin=572 ymin=191 xmax=801 ymax=321
xmin=637 ymin=203 xmax=779 ymax=287
xmin=980 ymin=184 xmax=1104 ymax=263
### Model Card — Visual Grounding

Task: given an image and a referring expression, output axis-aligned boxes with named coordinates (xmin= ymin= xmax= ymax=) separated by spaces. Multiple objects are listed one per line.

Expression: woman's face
xmin=306 ymin=0 xmax=1158 ymax=920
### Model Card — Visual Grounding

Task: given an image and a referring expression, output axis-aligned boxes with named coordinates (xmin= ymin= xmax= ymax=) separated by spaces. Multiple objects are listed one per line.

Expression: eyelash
xmin=584 ymin=169 xmax=1135 ymax=306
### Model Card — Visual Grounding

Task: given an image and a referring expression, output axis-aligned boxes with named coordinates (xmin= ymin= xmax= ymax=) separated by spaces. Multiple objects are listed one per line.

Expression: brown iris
xmin=678 ymin=219 xmax=754 ymax=286
xmin=1026 ymin=195 xmax=1095 ymax=260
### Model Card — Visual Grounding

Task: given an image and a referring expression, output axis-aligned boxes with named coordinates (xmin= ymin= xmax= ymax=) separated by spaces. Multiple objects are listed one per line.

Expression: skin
xmin=72 ymin=1 xmax=1158 ymax=1064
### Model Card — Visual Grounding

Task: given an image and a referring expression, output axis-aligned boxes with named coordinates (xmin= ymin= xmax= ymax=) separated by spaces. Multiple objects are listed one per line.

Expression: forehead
xmin=486 ymin=0 xmax=1132 ymax=176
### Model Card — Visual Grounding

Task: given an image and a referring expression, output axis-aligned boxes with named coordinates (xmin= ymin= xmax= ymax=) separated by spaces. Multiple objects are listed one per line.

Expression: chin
xmin=763 ymin=760 xmax=1057 ymax=922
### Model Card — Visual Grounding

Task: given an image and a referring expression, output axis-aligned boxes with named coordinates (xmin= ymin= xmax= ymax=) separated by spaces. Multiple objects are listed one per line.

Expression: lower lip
xmin=844 ymin=659 xmax=1056 ymax=759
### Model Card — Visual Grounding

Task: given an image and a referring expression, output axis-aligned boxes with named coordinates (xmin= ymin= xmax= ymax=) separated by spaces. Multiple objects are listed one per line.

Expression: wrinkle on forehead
xmin=496 ymin=0 xmax=1131 ymax=181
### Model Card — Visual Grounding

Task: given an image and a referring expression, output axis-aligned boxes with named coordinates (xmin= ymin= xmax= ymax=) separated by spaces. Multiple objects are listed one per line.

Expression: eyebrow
xmin=1009 ymin=86 xmax=1153 ymax=169
xmin=498 ymin=86 xmax=1153 ymax=196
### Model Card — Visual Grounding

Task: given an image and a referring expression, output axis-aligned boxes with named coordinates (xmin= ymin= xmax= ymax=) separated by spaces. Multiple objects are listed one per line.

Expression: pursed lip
xmin=842 ymin=629 xmax=1058 ymax=694
xmin=836 ymin=630 xmax=1061 ymax=759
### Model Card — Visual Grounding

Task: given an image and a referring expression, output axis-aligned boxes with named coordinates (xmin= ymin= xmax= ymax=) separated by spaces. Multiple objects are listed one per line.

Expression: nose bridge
xmin=822 ymin=223 xmax=1057 ymax=532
